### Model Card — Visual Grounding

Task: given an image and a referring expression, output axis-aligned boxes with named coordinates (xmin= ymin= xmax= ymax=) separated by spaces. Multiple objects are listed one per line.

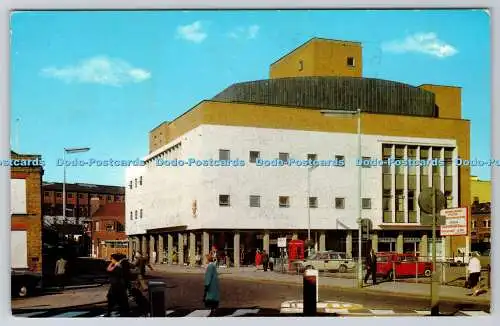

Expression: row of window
xmin=129 ymin=176 xmax=143 ymax=189
xmin=218 ymin=194 xmax=372 ymax=209
xmin=382 ymin=189 xmax=454 ymax=212
xmin=472 ymin=220 xmax=491 ymax=228
xmin=130 ymin=209 xmax=143 ymax=220
xmin=44 ymin=192 xmax=122 ymax=201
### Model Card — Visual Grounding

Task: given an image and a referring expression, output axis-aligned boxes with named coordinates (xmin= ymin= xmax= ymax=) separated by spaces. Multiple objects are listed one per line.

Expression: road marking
xmin=459 ymin=311 xmax=489 ymax=317
xmin=185 ymin=310 xmax=211 ymax=317
xmin=228 ymin=309 xmax=260 ymax=317
xmin=14 ymin=311 xmax=48 ymax=317
xmin=53 ymin=311 xmax=90 ymax=318
xmin=368 ymin=310 xmax=396 ymax=315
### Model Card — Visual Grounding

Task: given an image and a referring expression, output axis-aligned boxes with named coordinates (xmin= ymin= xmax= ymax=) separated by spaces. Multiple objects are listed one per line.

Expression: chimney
xmin=90 ymin=197 xmax=101 ymax=216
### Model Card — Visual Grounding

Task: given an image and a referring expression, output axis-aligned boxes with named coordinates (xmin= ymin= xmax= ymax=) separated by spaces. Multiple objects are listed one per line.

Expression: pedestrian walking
xmin=203 ymin=254 xmax=220 ymax=316
xmin=262 ymin=250 xmax=269 ymax=272
xmin=105 ymin=253 xmax=130 ymax=317
xmin=467 ymin=252 xmax=482 ymax=296
xmin=54 ymin=257 xmax=67 ymax=290
xmin=134 ymin=252 xmax=154 ymax=291
xmin=364 ymin=249 xmax=377 ymax=285
xmin=255 ymin=249 xmax=262 ymax=270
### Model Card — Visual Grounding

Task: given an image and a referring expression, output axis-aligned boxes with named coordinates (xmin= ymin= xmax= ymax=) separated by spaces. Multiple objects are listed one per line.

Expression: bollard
xmin=303 ymin=268 xmax=318 ymax=316
xmin=148 ymin=280 xmax=167 ymax=317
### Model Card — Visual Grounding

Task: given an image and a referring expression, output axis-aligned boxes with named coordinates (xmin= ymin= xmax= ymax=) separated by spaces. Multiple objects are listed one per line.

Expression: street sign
xmin=440 ymin=207 xmax=468 ymax=236
xmin=277 ymin=237 xmax=287 ymax=248
xmin=418 ymin=188 xmax=446 ymax=214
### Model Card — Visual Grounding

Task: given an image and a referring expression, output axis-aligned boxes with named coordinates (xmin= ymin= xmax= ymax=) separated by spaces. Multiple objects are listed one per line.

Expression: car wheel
xmin=339 ymin=265 xmax=347 ymax=273
xmin=424 ymin=269 xmax=432 ymax=277
xmin=18 ymin=285 xmax=28 ymax=297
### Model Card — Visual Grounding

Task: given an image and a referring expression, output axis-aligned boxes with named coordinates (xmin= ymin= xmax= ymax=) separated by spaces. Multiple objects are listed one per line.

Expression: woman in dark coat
xmin=105 ymin=253 xmax=130 ymax=317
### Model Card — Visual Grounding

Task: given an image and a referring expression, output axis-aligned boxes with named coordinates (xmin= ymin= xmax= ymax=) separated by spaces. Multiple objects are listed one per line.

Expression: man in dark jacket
xmin=364 ymin=249 xmax=377 ymax=285
xmin=105 ymin=253 xmax=130 ymax=317
xmin=262 ymin=250 xmax=269 ymax=272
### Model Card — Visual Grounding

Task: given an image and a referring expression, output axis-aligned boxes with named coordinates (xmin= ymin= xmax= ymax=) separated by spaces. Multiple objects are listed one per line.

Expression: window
xmin=134 ymin=178 xmax=138 ymax=188
xmin=140 ymin=209 xmax=143 ymax=218
xmin=279 ymin=152 xmax=289 ymax=164
xmin=473 ymin=196 xmax=479 ymax=203
xmin=382 ymin=155 xmax=391 ymax=174
xmin=107 ymin=195 xmax=112 ymax=200
xmin=249 ymin=195 xmax=260 ymax=207
xmin=307 ymin=153 xmax=317 ymax=161
xmin=115 ymin=195 xmax=121 ymax=201
xmin=383 ymin=190 xmax=391 ymax=211
xmin=116 ymin=223 xmax=125 ymax=232
xmin=78 ymin=194 xmax=84 ymax=199
xmin=95 ymin=222 xmax=100 ymax=231
xmin=395 ymin=190 xmax=404 ymax=212
xmin=347 ymin=57 xmax=355 ymax=67
xmin=361 ymin=156 xmax=371 ymax=168
xmin=335 ymin=155 xmax=345 ymax=167
xmin=408 ymin=191 xmax=415 ymax=211
xmin=98 ymin=195 xmax=103 ymax=200
xmin=362 ymin=198 xmax=371 ymax=209
xmin=472 ymin=221 xmax=476 ymax=229
xmin=298 ymin=60 xmax=304 ymax=71
xmin=219 ymin=149 xmax=230 ymax=161
xmin=309 ymin=197 xmax=318 ymax=208
xmin=106 ymin=224 xmax=113 ymax=232
xmin=249 ymin=151 xmax=260 ymax=163
xmin=134 ymin=210 xmax=137 ymax=220
xmin=279 ymin=196 xmax=290 ymax=208
xmin=139 ymin=176 xmax=143 ymax=186
xmin=219 ymin=195 xmax=230 ymax=206
xmin=130 ymin=211 xmax=133 ymax=220
xmin=44 ymin=191 xmax=49 ymax=196
xmin=129 ymin=181 xmax=133 ymax=189
xmin=335 ymin=197 xmax=345 ymax=209
xmin=67 ymin=194 xmax=73 ymax=199
xmin=483 ymin=221 xmax=488 ymax=227
xmin=56 ymin=193 xmax=62 ymax=198
xmin=395 ymin=146 xmax=404 ymax=175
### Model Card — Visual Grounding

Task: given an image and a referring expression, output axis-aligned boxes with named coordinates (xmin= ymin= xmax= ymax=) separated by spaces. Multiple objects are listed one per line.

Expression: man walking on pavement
xmin=54 ymin=257 xmax=67 ymax=290
xmin=106 ymin=253 xmax=130 ymax=317
xmin=203 ymin=254 xmax=220 ymax=316
xmin=364 ymin=249 xmax=377 ymax=285
xmin=467 ymin=252 xmax=482 ymax=296
xmin=134 ymin=252 xmax=154 ymax=291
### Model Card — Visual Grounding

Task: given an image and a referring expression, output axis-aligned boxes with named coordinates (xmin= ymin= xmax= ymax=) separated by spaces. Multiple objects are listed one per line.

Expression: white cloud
xmin=227 ymin=25 xmax=260 ymax=39
xmin=40 ymin=56 xmax=151 ymax=86
xmin=382 ymin=32 xmax=458 ymax=58
xmin=176 ymin=21 xmax=207 ymax=43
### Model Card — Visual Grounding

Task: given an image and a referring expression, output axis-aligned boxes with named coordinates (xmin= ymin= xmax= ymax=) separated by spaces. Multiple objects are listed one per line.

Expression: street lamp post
xmin=63 ymin=147 xmax=90 ymax=223
xmin=320 ymin=108 xmax=363 ymax=288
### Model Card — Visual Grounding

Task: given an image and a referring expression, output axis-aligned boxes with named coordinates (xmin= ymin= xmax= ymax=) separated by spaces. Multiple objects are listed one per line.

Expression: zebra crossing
xmin=12 ymin=308 xmax=272 ymax=318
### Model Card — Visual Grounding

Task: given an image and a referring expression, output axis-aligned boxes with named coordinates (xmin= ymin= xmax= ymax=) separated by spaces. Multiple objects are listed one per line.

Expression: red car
xmin=375 ymin=252 xmax=432 ymax=280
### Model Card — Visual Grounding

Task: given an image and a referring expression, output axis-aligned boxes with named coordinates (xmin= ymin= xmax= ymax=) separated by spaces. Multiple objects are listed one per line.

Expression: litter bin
xmin=303 ymin=268 xmax=318 ymax=316
xmin=148 ymin=280 xmax=167 ymax=317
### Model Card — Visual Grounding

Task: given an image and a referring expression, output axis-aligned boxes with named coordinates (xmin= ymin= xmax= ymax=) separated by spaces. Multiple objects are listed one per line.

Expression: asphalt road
xmin=151 ymin=272 xmax=490 ymax=313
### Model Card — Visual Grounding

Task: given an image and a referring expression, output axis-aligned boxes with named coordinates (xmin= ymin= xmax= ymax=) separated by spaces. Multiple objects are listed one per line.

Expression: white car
xmin=295 ymin=251 xmax=355 ymax=273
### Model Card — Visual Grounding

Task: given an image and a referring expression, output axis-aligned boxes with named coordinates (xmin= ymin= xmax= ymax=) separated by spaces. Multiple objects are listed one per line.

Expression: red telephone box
xmin=288 ymin=239 xmax=305 ymax=270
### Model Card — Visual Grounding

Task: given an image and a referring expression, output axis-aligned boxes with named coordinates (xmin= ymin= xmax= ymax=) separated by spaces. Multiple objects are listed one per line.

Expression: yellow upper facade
xmin=270 ymin=38 xmax=363 ymax=79
xmin=471 ymin=176 xmax=491 ymax=203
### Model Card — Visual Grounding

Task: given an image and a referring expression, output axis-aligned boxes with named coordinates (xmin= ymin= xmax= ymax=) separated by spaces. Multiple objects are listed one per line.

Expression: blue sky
xmin=10 ymin=9 xmax=491 ymax=186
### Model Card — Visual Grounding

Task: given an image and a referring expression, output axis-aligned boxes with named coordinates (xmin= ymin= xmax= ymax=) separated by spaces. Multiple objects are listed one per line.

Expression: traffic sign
xmin=440 ymin=207 xmax=468 ymax=236
xmin=418 ymin=188 xmax=446 ymax=214
xmin=277 ymin=237 xmax=287 ymax=248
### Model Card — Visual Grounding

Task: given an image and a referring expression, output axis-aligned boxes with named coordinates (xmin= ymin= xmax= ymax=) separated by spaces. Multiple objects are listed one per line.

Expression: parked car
xmin=11 ymin=269 xmax=42 ymax=298
xmin=295 ymin=251 xmax=355 ymax=273
xmin=452 ymin=250 xmax=482 ymax=265
xmin=376 ymin=252 xmax=432 ymax=280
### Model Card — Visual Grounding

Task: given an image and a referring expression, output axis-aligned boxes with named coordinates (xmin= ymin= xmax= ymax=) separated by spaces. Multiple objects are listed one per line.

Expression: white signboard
xmin=440 ymin=207 xmax=468 ymax=236
xmin=277 ymin=237 xmax=287 ymax=248
xmin=10 ymin=179 xmax=27 ymax=214
xmin=11 ymin=230 xmax=28 ymax=268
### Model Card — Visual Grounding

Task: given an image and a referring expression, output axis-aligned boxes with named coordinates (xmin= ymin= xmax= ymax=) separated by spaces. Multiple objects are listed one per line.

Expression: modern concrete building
xmin=125 ymin=38 xmax=471 ymax=266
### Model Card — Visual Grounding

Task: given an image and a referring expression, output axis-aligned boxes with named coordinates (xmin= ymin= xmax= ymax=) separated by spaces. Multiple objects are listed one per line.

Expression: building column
xmin=149 ymin=235 xmax=155 ymax=263
xmin=202 ymin=232 xmax=210 ymax=258
xmin=167 ymin=234 xmax=173 ymax=264
xmin=319 ymin=232 xmax=326 ymax=252
xmin=346 ymin=231 xmax=352 ymax=258
xmin=190 ymin=232 xmax=197 ymax=266
xmin=128 ymin=237 xmax=134 ymax=258
xmin=420 ymin=234 xmax=428 ymax=259
xmin=396 ymin=232 xmax=404 ymax=253
xmin=234 ymin=232 xmax=240 ymax=268
xmin=263 ymin=231 xmax=270 ymax=253
xmin=371 ymin=232 xmax=378 ymax=252
xmin=158 ymin=234 xmax=164 ymax=264
xmin=178 ymin=233 xmax=184 ymax=265
xmin=141 ymin=235 xmax=147 ymax=255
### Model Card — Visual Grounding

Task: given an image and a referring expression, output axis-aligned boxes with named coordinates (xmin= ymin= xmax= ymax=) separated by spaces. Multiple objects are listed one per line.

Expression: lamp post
xmin=320 ymin=108 xmax=363 ymax=288
xmin=307 ymin=164 xmax=318 ymax=257
xmin=63 ymin=147 xmax=90 ymax=223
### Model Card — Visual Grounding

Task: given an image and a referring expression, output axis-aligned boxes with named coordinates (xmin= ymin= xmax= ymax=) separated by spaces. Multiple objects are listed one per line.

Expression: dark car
xmin=11 ymin=269 xmax=42 ymax=298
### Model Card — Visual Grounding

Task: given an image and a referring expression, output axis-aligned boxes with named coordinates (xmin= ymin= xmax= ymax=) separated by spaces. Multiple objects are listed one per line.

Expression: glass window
xmin=395 ymin=190 xmax=404 ymax=212
xmin=249 ymin=151 xmax=260 ymax=163
xmin=279 ymin=152 xmax=290 ymax=164
xmin=335 ymin=198 xmax=345 ymax=209
xmin=219 ymin=195 xmax=230 ymax=206
xmin=362 ymin=198 xmax=371 ymax=209
xmin=309 ymin=197 xmax=318 ymax=208
xmin=383 ymin=190 xmax=391 ymax=211
xmin=279 ymin=196 xmax=290 ymax=208
xmin=249 ymin=195 xmax=260 ymax=207
xmin=219 ymin=149 xmax=230 ymax=161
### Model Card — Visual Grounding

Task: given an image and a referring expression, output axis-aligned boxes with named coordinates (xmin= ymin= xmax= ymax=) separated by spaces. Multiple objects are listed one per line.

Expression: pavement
xmin=151 ymin=264 xmax=491 ymax=304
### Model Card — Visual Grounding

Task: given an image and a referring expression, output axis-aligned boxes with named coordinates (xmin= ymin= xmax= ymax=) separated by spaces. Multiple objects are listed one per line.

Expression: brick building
xmin=471 ymin=201 xmax=491 ymax=251
xmin=42 ymin=182 xmax=125 ymax=219
xmin=10 ymin=150 xmax=44 ymax=272
xmin=91 ymin=202 xmax=127 ymax=259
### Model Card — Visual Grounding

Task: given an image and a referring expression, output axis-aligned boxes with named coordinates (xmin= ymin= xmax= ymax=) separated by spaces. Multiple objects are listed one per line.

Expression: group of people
xmin=254 ymin=249 xmax=274 ymax=271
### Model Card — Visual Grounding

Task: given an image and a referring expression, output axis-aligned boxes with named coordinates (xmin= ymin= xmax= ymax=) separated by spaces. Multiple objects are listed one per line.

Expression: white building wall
xmin=126 ymin=124 xmax=457 ymax=234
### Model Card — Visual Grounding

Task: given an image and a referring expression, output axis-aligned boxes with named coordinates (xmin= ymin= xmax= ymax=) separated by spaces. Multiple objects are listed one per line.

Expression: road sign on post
xmin=277 ymin=237 xmax=287 ymax=248
xmin=440 ymin=208 xmax=468 ymax=236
